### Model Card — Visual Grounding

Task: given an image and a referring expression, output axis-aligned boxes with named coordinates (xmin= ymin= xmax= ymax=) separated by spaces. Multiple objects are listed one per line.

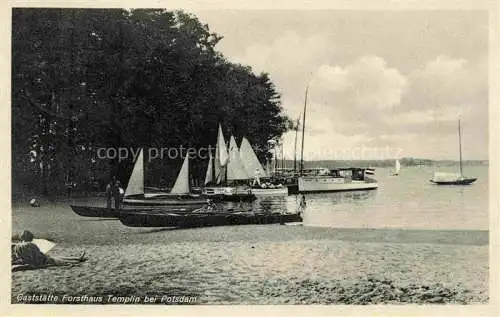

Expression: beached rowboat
xmin=69 ymin=205 xmax=201 ymax=218
xmin=119 ymin=210 xmax=303 ymax=228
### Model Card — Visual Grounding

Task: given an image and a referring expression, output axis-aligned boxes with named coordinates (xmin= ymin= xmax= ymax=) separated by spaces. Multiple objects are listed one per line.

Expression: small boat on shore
xmin=118 ymin=210 xmax=303 ymax=228
xmin=430 ymin=119 xmax=477 ymax=185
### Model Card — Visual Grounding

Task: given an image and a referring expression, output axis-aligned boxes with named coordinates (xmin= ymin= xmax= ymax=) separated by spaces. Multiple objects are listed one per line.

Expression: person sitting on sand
xmin=12 ymin=230 xmax=87 ymax=268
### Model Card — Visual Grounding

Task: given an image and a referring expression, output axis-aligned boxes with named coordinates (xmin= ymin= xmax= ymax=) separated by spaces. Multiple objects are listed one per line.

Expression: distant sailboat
xmin=430 ymin=119 xmax=477 ymax=185
xmin=392 ymin=159 xmax=401 ymax=176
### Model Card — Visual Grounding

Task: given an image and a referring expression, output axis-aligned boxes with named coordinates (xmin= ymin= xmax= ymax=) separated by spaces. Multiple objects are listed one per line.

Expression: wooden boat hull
xmin=70 ymin=205 xmax=200 ymax=218
xmin=119 ymin=211 xmax=303 ymax=228
xmin=430 ymin=178 xmax=477 ymax=185
xmin=70 ymin=205 xmax=122 ymax=218
xmin=202 ymin=187 xmax=257 ymax=202
xmin=298 ymin=177 xmax=378 ymax=193
xmin=251 ymin=187 xmax=289 ymax=196
xmin=122 ymin=194 xmax=207 ymax=206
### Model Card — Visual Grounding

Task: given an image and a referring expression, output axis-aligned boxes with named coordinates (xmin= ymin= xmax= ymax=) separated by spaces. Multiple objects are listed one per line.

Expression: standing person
xmin=300 ymin=194 xmax=306 ymax=209
xmin=105 ymin=179 xmax=114 ymax=209
xmin=113 ymin=179 xmax=122 ymax=211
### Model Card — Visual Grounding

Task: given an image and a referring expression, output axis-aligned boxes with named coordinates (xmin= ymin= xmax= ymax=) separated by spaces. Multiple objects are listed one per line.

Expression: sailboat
xmin=392 ymin=159 xmax=401 ymax=176
xmin=239 ymin=136 xmax=288 ymax=196
xmin=297 ymin=85 xmax=379 ymax=193
xmin=202 ymin=124 xmax=256 ymax=202
xmin=122 ymin=149 xmax=207 ymax=206
xmin=430 ymin=119 xmax=477 ymax=185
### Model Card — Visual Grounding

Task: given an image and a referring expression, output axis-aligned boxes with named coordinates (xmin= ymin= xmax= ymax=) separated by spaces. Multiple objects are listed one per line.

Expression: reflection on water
xmin=236 ymin=166 xmax=488 ymax=230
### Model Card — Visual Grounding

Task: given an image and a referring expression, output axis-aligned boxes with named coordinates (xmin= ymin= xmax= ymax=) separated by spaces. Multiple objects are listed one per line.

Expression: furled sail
xmin=170 ymin=154 xmax=190 ymax=194
xmin=124 ymin=148 xmax=144 ymax=197
xmin=227 ymin=136 xmax=250 ymax=180
xmin=239 ymin=137 xmax=267 ymax=178
xmin=204 ymin=151 xmax=214 ymax=185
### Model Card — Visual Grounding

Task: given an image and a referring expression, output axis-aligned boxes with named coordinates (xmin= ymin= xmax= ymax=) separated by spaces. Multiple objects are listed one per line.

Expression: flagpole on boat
xmin=300 ymin=85 xmax=309 ymax=175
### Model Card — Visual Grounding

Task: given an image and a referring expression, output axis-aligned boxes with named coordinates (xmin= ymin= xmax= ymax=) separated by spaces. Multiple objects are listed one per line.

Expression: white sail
xmin=215 ymin=124 xmax=228 ymax=184
xmin=170 ymin=154 xmax=190 ymax=194
xmin=204 ymin=151 xmax=213 ymax=185
xmin=227 ymin=135 xmax=250 ymax=180
xmin=217 ymin=124 xmax=229 ymax=167
xmin=124 ymin=148 xmax=144 ymax=197
xmin=395 ymin=159 xmax=401 ymax=173
xmin=239 ymin=137 xmax=267 ymax=178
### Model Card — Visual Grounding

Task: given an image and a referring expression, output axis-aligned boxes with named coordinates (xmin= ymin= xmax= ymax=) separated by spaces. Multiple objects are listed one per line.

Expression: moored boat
xmin=118 ymin=210 xmax=303 ymax=228
xmin=202 ymin=124 xmax=256 ymax=201
xmin=430 ymin=119 xmax=477 ymax=186
xmin=296 ymin=85 xmax=378 ymax=193
xmin=70 ymin=205 xmax=201 ymax=218
xmin=122 ymin=149 xmax=207 ymax=206
xmin=250 ymin=186 xmax=288 ymax=196
xmin=430 ymin=173 xmax=477 ymax=185
xmin=298 ymin=168 xmax=378 ymax=193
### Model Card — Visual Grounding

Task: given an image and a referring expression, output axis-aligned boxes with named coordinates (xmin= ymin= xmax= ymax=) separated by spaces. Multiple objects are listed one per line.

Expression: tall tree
xmin=12 ymin=8 xmax=291 ymax=196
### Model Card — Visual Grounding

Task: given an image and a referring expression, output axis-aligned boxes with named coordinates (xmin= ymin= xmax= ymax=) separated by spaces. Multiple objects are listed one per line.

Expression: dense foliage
xmin=12 ymin=8 xmax=290 ymax=196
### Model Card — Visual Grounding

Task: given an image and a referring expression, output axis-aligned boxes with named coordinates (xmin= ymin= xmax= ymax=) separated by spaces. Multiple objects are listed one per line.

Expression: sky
xmin=193 ymin=10 xmax=489 ymax=161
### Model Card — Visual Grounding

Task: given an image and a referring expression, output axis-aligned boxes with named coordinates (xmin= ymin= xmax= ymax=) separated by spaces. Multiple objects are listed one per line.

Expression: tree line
xmin=12 ymin=8 xmax=292 ymax=197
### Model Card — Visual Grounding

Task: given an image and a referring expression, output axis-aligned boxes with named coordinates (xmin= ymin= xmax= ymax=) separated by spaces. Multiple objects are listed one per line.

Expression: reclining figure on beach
xmin=12 ymin=230 xmax=87 ymax=272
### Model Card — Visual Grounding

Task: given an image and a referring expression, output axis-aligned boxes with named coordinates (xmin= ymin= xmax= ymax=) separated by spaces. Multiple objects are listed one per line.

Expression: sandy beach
xmin=11 ymin=199 xmax=488 ymax=304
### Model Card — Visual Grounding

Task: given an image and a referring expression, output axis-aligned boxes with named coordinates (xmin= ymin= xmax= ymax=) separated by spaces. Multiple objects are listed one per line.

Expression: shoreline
xmin=11 ymin=202 xmax=489 ymax=305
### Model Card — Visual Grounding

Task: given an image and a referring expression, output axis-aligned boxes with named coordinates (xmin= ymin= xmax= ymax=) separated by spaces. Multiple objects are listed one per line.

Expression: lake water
xmin=247 ymin=165 xmax=489 ymax=230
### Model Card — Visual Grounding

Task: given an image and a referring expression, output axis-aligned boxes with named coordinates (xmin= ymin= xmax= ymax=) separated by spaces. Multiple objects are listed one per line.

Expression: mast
xmin=280 ymin=140 xmax=284 ymax=170
xmin=458 ymin=119 xmax=463 ymax=176
xmin=300 ymin=86 xmax=309 ymax=175
xmin=294 ymin=116 xmax=300 ymax=172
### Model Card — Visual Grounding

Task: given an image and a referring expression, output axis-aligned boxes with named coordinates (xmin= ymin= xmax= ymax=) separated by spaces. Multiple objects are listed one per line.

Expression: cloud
xmin=312 ymin=56 xmax=408 ymax=111
xmin=402 ymin=54 xmax=487 ymax=111
xmin=280 ymin=54 xmax=487 ymax=160
xmin=195 ymin=10 xmax=488 ymax=160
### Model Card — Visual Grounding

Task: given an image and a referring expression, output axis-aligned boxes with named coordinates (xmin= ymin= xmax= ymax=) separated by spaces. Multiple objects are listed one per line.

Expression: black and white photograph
xmin=4 ymin=0 xmax=498 ymax=314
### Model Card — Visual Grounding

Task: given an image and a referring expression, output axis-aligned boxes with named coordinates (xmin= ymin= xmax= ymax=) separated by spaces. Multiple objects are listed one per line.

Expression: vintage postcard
xmin=2 ymin=0 xmax=499 ymax=316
